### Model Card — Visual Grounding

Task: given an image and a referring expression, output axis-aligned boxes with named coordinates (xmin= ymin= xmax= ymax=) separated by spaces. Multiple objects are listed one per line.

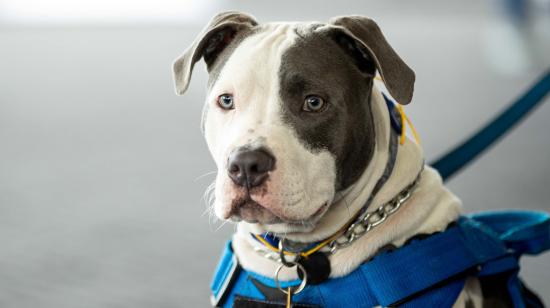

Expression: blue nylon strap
xmin=210 ymin=241 xmax=241 ymax=307
xmin=432 ymin=69 xmax=550 ymax=181
xmin=210 ymin=211 xmax=550 ymax=307
xmin=382 ymin=92 xmax=403 ymax=135
xmin=468 ymin=211 xmax=550 ymax=255
xmin=358 ymin=217 xmax=507 ymax=307
xmin=399 ymin=278 xmax=466 ymax=308
xmin=211 ymin=242 xmax=233 ymax=293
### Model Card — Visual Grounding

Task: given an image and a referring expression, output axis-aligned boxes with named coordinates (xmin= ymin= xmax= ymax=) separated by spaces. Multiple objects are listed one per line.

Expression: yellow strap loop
xmin=396 ymin=104 xmax=421 ymax=145
xmin=374 ymin=76 xmax=420 ymax=146
xmin=254 ymin=223 xmax=347 ymax=258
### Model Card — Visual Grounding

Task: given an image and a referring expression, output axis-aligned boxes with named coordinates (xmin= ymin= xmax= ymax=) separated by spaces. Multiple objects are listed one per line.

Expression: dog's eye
xmin=217 ymin=94 xmax=234 ymax=110
xmin=303 ymin=95 xmax=326 ymax=112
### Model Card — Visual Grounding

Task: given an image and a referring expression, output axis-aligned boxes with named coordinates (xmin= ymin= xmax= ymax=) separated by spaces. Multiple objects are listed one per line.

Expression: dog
xmin=172 ymin=11 xmax=545 ymax=308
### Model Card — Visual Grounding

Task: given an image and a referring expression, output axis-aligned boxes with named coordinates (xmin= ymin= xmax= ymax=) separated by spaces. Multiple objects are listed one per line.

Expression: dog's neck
xmin=232 ymin=87 xmax=462 ymax=279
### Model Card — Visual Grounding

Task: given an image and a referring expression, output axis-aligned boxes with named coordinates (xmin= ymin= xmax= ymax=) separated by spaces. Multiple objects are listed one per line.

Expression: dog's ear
xmin=328 ymin=16 xmax=415 ymax=104
xmin=172 ymin=11 xmax=258 ymax=95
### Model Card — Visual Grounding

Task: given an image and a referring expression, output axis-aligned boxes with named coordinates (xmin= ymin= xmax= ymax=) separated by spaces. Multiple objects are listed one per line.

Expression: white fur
xmin=206 ymin=23 xmax=336 ymax=231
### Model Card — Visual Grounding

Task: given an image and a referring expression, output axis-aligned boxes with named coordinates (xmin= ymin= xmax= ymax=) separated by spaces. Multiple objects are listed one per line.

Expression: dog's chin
xmin=227 ymin=199 xmax=330 ymax=235
xmin=257 ymin=221 xmax=318 ymax=235
xmin=228 ymin=199 xmax=283 ymax=224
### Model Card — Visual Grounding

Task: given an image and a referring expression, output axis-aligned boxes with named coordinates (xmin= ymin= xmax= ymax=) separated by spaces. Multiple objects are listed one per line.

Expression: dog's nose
xmin=227 ymin=148 xmax=275 ymax=188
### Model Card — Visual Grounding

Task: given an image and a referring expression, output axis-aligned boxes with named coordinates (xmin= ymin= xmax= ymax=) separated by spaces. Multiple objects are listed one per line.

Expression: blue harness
xmin=211 ymin=211 xmax=550 ymax=307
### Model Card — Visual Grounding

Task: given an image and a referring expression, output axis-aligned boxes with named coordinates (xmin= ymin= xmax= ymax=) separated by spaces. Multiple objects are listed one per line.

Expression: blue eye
xmin=303 ymin=95 xmax=326 ymax=112
xmin=217 ymin=94 xmax=234 ymax=110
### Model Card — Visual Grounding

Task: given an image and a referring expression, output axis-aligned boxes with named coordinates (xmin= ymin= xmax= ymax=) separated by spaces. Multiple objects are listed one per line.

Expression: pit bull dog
xmin=172 ymin=11 xmax=544 ymax=308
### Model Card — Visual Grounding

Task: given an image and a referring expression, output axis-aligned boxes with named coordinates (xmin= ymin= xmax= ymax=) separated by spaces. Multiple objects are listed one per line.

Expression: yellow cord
xmin=287 ymin=287 xmax=292 ymax=307
xmin=397 ymin=104 xmax=407 ymax=145
xmin=374 ymin=76 xmax=421 ymax=146
xmin=403 ymin=110 xmax=421 ymax=145
xmin=396 ymin=105 xmax=421 ymax=145
xmin=254 ymin=234 xmax=292 ymax=255
xmin=254 ymin=222 xmax=349 ymax=258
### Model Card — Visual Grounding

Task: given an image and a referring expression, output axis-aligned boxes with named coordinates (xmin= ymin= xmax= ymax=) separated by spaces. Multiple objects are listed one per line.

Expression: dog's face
xmin=173 ymin=12 xmax=414 ymax=234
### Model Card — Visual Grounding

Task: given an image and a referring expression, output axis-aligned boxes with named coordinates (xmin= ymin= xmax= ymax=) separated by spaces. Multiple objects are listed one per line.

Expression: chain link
xmin=253 ymin=246 xmax=282 ymax=262
xmin=327 ymin=172 xmax=422 ymax=254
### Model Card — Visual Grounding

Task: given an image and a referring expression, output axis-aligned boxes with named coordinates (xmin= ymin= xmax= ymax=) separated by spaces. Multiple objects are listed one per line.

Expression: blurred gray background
xmin=1 ymin=0 xmax=550 ymax=307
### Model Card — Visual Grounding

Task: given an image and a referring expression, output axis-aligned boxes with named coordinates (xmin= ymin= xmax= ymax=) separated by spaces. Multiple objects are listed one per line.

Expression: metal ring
xmin=274 ymin=263 xmax=308 ymax=295
xmin=278 ymin=240 xmax=299 ymax=267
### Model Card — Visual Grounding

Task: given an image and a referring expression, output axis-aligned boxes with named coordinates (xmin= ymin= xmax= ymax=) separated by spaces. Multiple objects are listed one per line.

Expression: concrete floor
xmin=1 ymin=1 xmax=549 ymax=307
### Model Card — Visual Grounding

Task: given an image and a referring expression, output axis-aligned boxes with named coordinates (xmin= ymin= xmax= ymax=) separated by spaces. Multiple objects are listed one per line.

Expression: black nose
xmin=227 ymin=148 xmax=275 ymax=188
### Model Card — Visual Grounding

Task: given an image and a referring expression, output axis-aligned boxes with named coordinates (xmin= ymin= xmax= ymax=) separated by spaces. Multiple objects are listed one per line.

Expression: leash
xmin=432 ymin=69 xmax=550 ymax=181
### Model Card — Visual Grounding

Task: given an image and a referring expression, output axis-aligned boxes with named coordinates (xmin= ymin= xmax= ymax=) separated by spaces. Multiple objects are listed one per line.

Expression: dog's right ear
xmin=172 ymin=11 xmax=258 ymax=95
xmin=327 ymin=16 xmax=415 ymax=104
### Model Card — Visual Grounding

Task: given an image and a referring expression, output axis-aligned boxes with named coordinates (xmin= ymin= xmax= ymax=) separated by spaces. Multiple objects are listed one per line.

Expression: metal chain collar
xmin=327 ymin=170 xmax=422 ymax=253
xmin=253 ymin=169 xmax=423 ymax=262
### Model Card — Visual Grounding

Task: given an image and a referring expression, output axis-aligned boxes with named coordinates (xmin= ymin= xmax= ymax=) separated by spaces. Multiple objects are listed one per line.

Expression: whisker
xmin=340 ymin=191 xmax=352 ymax=218
xmin=194 ymin=170 xmax=217 ymax=182
xmin=201 ymin=207 xmax=211 ymax=217
xmin=215 ymin=220 xmax=228 ymax=232
xmin=202 ymin=181 xmax=217 ymax=228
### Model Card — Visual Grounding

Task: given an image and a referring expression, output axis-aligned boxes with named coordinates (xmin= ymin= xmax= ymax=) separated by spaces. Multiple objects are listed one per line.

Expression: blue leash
xmin=431 ymin=69 xmax=550 ymax=181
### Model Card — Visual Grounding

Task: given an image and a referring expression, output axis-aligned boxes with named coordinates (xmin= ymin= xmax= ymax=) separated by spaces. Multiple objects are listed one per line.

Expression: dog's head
xmin=173 ymin=12 xmax=414 ymax=234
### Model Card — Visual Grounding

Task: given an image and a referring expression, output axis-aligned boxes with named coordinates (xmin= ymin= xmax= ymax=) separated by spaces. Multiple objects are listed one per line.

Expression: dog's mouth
xmin=227 ymin=195 xmax=329 ymax=226
xmin=228 ymin=197 xmax=282 ymax=224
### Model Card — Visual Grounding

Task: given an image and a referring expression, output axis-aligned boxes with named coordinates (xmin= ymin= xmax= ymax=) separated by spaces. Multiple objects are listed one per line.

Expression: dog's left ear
xmin=328 ymin=16 xmax=415 ymax=104
xmin=172 ymin=11 xmax=258 ymax=95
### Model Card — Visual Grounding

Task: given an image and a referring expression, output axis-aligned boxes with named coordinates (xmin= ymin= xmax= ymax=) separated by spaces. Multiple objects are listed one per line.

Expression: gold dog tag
xmin=286 ymin=286 xmax=293 ymax=308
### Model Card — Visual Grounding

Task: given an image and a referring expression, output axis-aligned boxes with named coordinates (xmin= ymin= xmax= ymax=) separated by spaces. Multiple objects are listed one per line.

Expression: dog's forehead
xmin=207 ymin=22 xmax=324 ymax=91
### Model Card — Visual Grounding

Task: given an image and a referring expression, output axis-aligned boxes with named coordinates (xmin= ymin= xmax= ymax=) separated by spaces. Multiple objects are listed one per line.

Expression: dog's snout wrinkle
xmin=227 ymin=148 xmax=275 ymax=188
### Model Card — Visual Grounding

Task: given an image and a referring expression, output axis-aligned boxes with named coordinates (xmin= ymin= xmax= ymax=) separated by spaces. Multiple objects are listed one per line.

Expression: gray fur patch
xmin=278 ymin=27 xmax=376 ymax=191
